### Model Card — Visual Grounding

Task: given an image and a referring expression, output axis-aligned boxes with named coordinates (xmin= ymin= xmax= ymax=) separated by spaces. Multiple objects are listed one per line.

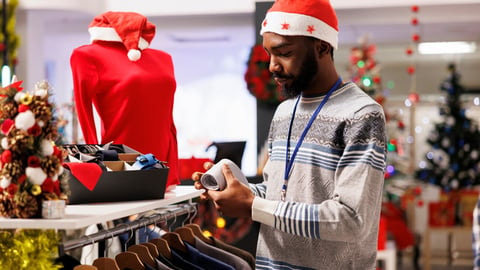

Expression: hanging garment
xmin=208 ymin=237 xmax=255 ymax=270
xmin=193 ymin=236 xmax=251 ymax=270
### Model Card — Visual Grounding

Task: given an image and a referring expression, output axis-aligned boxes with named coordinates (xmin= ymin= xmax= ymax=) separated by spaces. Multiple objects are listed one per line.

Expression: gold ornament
xmin=19 ymin=94 xmax=33 ymax=105
xmin=30 ymin=185 xmax=41 ymax=196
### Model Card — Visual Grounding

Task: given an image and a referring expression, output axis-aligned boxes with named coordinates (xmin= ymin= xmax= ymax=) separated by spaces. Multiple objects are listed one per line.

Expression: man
xmin=193 ymin=0 xmax=387 ymax=268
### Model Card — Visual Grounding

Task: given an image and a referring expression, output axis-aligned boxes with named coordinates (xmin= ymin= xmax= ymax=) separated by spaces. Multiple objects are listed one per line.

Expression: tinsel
xmin=0 ymin=80 xmax=68 ymax=218
xmin=0 ymin=229 xmax=62 ymax=270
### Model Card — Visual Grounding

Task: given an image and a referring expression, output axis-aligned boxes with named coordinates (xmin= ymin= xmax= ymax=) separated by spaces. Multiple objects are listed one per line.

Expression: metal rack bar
xmin=58 ymin=203 xmax=196 ymax=256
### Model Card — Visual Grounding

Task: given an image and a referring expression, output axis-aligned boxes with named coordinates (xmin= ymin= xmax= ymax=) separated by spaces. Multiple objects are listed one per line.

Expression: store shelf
xmin=0 ymin=186 xmax=202 ymax=230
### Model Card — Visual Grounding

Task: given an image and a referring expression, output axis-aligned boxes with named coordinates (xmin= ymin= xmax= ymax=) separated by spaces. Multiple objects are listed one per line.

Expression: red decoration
xmin=428 ymin=201 xmax=455 ymax=227
xmin=408 ymin=92 xmax=420 ymax=103
xmin=405 ymin=47 xmax=414 ymax=56
xmin=411 ymin=33 xmax=420 ymax=42
xmin=0 ymin=43 xmax=5 ymax=52
xmin=411 ymin=17 xmax=419 ymax=26
xmin=244 ymin=44 xmax=284 ymax=105
xmin=407 ymin=66 xmax=416 ymax=75
xmin=411 ymin=5 xmax=419 ymax=12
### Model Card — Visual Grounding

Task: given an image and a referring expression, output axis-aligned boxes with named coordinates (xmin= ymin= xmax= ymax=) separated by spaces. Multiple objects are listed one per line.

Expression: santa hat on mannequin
xmin=260 ymin=0 xmax=338 ymax=49
xmin=88 ymin=11 xmax=156 ymax=61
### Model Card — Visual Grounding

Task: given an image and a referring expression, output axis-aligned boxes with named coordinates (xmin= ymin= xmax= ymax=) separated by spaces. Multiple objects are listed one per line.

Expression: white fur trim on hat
xmin=261 ymin=11 xmax=338 ymax=49
xmin=89 ymin=26 xmax=150 ymax=61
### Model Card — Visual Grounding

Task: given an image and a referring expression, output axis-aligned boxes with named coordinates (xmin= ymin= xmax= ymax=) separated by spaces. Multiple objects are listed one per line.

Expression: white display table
xmin=0 ymin=186 xmax=203 ymax=230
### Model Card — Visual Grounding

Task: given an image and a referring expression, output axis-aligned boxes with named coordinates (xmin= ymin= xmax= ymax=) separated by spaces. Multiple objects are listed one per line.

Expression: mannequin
xmin=70 ymin=11 xmax=179 ymax=189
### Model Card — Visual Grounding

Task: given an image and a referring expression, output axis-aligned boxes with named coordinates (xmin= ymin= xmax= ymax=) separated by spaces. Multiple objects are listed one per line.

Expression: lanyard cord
xmin=282 ymin=77 xmax=343 ymax=201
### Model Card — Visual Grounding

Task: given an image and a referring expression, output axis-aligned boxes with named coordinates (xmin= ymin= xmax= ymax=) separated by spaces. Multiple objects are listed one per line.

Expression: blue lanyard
xmin=282 ymin=77 xmax=342 ymax=201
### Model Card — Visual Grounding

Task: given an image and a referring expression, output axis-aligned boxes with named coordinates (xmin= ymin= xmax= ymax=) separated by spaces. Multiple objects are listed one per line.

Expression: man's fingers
xmin=203 ymin=161 xmax=214 ymax=170
xmin=191 ymin=171 xmax=203 ymax=181
xmin=222 ymin=164 xmax=236 ymax=185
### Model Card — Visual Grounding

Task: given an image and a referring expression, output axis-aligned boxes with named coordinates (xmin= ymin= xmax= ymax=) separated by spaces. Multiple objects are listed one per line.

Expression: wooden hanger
xmin=140 ymin=242 xmax=159 ymax=258
xmin=73 ymin=266 xmax=98 ymax=270
xmin=185 ymin=223 xmax=214 ymax=245
xmin=115 ymin=251 xmax=145 ymax=270
xmin=149 ymin=238 xmax=172 ymax=260
xmin=92 ymin=257 xmax=120 ymax=270
xmin=162 ymin=232 xmax=187 ymax=254
xmin=175 ymin=226 xmax=196 ymax=246
xmin=128 ymin=244 xmax=156 ymax=268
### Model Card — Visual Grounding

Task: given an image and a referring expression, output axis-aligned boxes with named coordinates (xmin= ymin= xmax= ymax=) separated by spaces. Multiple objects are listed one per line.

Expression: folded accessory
xmin=132 ymin=153 xmax=166 ymax=170
xmin=200 ymin=159 xmax=249 ymax=191
xmin=95 ymin=149 xmax=119 ymax=161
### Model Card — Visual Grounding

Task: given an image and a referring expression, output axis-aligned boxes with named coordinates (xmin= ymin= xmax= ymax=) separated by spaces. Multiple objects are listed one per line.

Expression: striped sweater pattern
xmin=251 ymin=82 xmax=387 ymax=270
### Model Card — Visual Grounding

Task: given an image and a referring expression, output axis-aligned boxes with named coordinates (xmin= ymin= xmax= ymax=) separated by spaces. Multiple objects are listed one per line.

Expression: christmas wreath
xmin=244 ymin=44 xmax=284 ymax=106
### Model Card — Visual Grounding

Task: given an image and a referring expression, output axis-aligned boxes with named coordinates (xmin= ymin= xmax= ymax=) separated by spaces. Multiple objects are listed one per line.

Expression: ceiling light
xmin=418 ymin=41 xmax=477 ymax=55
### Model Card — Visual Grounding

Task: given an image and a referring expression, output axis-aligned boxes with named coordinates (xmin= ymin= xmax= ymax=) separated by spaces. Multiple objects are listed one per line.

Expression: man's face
xmin=262 ymin=32 xmax=318 ymax=99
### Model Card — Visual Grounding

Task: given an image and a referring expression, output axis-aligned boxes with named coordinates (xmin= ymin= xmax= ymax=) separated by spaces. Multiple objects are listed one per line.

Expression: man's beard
xmin=273 ymin=52 xmax=318 ymax=99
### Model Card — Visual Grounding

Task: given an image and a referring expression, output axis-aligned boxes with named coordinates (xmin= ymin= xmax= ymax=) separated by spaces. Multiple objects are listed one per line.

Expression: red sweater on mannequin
xmin=70 ymin=41 xmax=179 ymax=188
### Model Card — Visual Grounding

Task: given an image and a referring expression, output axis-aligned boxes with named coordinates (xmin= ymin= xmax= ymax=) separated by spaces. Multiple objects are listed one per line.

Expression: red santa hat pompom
xmin=260 ymin=0 xmax=339 ymax=49
xmin=88 ymin=11 xmax=156 ymax=61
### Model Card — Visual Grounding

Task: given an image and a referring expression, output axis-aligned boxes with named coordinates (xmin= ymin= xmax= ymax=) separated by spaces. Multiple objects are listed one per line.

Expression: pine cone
xmin=40 ymin=155 xmax=61 ymax=177
xmin=8 ymin=130 xmax=34 ymax=153
xmin=1 ymin=161 xmax=24 ymax=180
xmin=31 ymin=99 xmax=52 ymax=122
xmin=0 ymin=192 xmax=15 ymax=217
xmin=1 ymin=102 xmax=18 ymax=119
xmin=14 ymin=191 xmax=41 ymax=218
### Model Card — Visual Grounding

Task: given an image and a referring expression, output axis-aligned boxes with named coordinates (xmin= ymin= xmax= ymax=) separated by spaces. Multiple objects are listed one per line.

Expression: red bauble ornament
xmin=0 ymin=43 xmax=5 ymax=52
xmin=411 ymin=17 xmax=419 ymax=26
xmin=408 ymin=92 xmax=420 ymax=103
xmin=406 ymin=47 xmax=414 ymax=56
xmin=412 ymin=33 xmax=420 ymax=42
xmin=417 ymin=200 xmax=424 ymax=207
xmin=373 ymin=75 xmax=381 ymax=84
xmin=411 ymin=5 xmax=419 ymax=12
xmin=407 ymin=66 xmax=415 ymax=75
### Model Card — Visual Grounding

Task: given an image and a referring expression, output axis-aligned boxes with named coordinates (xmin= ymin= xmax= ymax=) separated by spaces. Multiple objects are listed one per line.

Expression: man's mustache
xmin=272 ymin=73 xmax=293 ymax=80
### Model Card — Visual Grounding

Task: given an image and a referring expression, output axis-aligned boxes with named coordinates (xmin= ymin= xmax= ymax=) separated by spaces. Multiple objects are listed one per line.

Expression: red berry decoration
xmin=411 ymin=5 xmax=419 ymax=12
xmin=412 ymin=33 xmax=420 ymax=42
xmin=411 ymin=17 xmax=419 ymax=26
xmin=407 ymin=66 xmax=415 ymax=75
xmin=406 ymin=47 xmax=414 ymax=56
xmin=408 ymin=92 xmax=420 ymax=103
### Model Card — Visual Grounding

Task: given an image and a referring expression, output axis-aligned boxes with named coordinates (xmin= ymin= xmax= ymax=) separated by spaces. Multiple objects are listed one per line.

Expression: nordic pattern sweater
xmin=251 ymin=82 xmax=387 ymax=269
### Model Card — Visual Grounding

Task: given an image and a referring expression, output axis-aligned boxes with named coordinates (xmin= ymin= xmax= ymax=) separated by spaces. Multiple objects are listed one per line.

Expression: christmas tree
xmin=0 ymin=80 xmax=68 ymax=218
xmin=348 ymin=36 xmax=408 ymax=181
xmin=416 ymin=63 xmax=480 ymax=190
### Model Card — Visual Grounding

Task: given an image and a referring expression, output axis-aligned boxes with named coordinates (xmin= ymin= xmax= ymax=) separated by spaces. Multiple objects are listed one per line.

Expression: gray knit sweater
xmin=251 ymin=82 xmax=386 ymax=269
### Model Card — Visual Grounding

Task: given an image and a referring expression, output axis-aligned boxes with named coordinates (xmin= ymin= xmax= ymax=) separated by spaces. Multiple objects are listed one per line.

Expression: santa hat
xmin=88 ymin=11 xmax=156 ymax=61
xmin=260 ymin=0 xmax=338 ymax=49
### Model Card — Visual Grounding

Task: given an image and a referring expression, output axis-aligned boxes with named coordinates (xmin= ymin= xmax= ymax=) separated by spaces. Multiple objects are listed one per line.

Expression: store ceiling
xmin=35 ymin=2 xmax=480 ymax=49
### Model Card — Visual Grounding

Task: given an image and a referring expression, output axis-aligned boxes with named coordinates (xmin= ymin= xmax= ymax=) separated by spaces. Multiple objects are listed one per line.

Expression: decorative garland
xmin=0 ymin=0 xmax=21 ymax=68
xmin=0 ymin=80 xmax=69 ymax=218
xmin=244 ymin=44 xmax=284 ymax=106
xmin=0 ymin=229 xmax=62 ymax=269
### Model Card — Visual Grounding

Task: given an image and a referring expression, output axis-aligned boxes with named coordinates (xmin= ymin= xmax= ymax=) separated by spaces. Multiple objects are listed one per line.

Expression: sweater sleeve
xmin=70 ymin=49 xmax=100 ymax=144
xmin=252 ymin=107 xmax=386 ymax=241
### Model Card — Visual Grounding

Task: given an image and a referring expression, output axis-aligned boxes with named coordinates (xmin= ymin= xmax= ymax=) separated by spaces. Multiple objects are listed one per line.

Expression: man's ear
xmin=316 ymin=40 xmax=331 ymax=57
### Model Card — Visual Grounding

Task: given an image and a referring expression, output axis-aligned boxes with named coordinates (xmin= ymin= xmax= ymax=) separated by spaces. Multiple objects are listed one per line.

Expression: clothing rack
xmin=58 ymin=202 xmax=197 ymax=257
